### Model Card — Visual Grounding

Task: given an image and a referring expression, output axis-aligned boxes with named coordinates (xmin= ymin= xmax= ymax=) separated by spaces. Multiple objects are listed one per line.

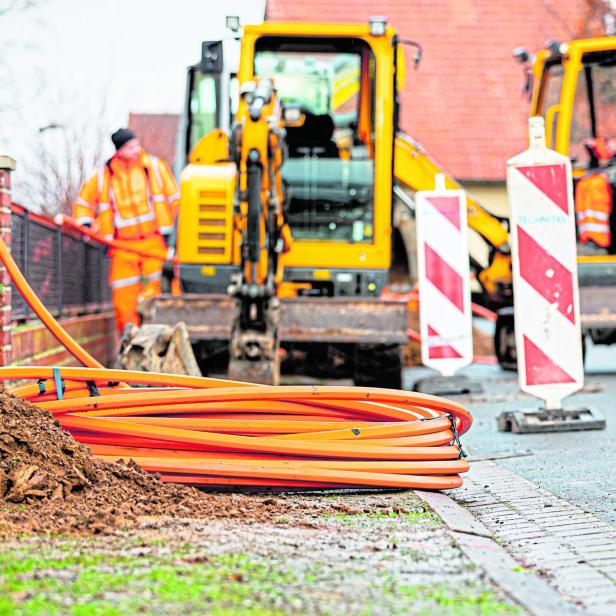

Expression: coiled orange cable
xmin=0 ymin=232 xmax=472 ymax=490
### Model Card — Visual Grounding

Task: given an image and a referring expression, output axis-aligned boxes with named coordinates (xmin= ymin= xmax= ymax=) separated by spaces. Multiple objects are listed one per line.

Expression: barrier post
xmin=413 ymin=174 xmax=480 ymax=396
xmin=0 ymin=156 xmax=15 ymax=367
xmin=497 ymin=117 xmax=605 ymax=433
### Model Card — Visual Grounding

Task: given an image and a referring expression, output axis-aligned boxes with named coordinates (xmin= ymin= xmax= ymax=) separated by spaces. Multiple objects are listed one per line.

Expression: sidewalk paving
xmin=450 ymin=461 xmax=616 ymax=615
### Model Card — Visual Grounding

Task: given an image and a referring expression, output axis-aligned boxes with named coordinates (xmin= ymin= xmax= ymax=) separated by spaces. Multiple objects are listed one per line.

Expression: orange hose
xmin=0 ymin=365 xmax=472 ymax=488
xmin=0 ymin=238 xmax=102 ymax=368
xmin=57 ymin=215 xmax=168 ymax=261
xmin=90 ymin=457 xmax=464 ymax=490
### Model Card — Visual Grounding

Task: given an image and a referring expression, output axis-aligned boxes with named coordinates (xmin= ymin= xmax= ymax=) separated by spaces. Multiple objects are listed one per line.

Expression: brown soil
xmin=404 ymin=310 xmax=494 ymax=367
xmin=405 ymin=310 xmax=422 ymax=366
xmin=473 ymin=326 xmax=495 ymax=357
xmin=0 ymin=388 xmax=335 ymax=537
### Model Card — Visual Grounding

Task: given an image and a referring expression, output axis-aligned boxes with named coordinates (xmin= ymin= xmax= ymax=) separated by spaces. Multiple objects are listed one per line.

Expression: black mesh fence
xmin=10 ymin=207 xmax=111 ymax=321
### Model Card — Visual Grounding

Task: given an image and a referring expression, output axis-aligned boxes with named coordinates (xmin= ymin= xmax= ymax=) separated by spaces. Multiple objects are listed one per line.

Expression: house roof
xmin=128 ymin=113 xmax=180 ymax=169
xmin=266 ymin=0 xmax=590 ymax=181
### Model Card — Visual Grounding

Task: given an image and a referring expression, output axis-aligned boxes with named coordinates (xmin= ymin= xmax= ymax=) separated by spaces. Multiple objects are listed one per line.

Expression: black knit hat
xmin=111 ymin=128 xmax=137 ymax=151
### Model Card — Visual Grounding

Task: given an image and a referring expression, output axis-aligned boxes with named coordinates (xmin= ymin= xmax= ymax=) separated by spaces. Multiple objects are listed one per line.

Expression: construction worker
xmin=575 ymin=137 xmax=616 ymax=251
xmin=73 ymin=128 xmax=180 ymax=333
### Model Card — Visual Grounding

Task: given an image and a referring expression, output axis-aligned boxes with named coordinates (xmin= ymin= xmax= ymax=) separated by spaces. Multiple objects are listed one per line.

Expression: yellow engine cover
xmin=177 ymin=163 xmax=237 ymax=265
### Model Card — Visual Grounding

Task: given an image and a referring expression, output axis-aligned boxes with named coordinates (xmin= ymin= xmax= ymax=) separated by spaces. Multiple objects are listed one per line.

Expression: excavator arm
xmin=394 ymin=132 xmax=512 ymax=306
xmin=226 ymin=78 xmax=290 ymax=384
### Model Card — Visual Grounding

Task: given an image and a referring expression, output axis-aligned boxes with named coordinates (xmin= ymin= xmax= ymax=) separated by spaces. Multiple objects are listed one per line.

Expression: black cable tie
xmin=86 ymin=381 xmax=100 ymax=397
xmin=37 ymin=380 xmax=46 ymax=395
xmin=447 ymin=413 xmax=467 ymax=460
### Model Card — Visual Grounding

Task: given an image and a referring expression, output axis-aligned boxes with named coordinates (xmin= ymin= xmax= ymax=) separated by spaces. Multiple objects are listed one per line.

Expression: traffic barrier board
xmin=507 ymin=117 xmax=583 ymax=410
xmin=416 ymin=174 xmax=473 ymax=377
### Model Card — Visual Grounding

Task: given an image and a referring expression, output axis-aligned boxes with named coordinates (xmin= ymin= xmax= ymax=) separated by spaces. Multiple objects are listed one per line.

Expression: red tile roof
xmin=128 ymin=113 xmax=180 ymax=170
xmin=266 ymin=0 xmax=589 ymax=181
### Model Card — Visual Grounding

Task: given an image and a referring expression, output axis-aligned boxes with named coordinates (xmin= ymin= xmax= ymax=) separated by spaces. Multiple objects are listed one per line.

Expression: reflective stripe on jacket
xmin=72 ymin=151 xmax=180 ymax=240
xmin=575 ymin=173 xmax=612 ymax=249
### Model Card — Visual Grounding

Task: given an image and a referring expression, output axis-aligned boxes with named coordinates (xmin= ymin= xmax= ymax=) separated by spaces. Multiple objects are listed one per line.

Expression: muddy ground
xmin=1 ymin=491 xmax=522 ymax=615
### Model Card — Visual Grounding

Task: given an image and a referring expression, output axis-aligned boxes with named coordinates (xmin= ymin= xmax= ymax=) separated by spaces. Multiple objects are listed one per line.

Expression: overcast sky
xmin=0 ymin=0 xmax=265 ymax=196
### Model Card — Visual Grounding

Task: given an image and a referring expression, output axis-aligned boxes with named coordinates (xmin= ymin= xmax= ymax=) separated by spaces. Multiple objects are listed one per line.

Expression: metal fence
xmin=10 ymin=205 xmax=111 ymax=321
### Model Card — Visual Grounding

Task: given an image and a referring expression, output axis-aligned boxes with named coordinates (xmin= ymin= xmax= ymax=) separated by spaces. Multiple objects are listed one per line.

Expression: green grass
xmin=331 ymin=509 xmax=442 ymax=526
xmin=383 ymin=584 xmax=521 ymax=616
xmin=0 ymin=545 xmax=291 ymax=615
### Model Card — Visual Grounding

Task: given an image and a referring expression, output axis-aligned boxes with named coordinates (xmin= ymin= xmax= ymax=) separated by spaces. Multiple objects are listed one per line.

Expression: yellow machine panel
xmin=177 ymin=163 xmax=237 ymax=265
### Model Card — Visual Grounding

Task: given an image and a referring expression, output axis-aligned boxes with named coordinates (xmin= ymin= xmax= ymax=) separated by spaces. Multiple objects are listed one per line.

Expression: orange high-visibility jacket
xmin=575 ymin=173 xmax=613 ymax=249
xmin=73 ymin=152 xmax=180 ymax=241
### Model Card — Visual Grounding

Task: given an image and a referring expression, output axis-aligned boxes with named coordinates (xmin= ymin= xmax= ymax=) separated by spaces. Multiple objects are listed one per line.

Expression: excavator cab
xmin=240 ymin=27 xmax=394 ymax=297
xmin=253 ymin=37 xmax=376 ymax=253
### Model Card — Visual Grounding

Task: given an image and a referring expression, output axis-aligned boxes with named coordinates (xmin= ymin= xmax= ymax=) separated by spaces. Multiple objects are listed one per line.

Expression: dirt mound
xmin=0 ymin=388 xmax=333 ymax=536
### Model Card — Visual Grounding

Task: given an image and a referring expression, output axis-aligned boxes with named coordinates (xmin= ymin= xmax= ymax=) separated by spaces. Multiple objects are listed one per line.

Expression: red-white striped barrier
xmin=416 ymin=174 xmax=473 ymax=377
xmin=508 ymin=117 xmax=583 ymax=410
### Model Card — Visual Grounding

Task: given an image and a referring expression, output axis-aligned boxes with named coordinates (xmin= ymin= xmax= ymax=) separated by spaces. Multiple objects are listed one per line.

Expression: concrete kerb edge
xmin=415 ymin=489 xmax=584 ymax=616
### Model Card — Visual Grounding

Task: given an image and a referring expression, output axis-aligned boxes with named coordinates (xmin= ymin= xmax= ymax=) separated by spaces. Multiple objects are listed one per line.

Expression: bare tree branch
xmin=19 ymin=93 xmax=109 ymax=216
xmin=0 ymin=0 xmax=38 ymax=18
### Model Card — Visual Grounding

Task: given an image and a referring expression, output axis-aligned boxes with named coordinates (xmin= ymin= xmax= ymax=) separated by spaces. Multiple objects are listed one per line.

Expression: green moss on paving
xmin=407 ymin=585 xmax=521 ymax=615
xmin=376 ymin=583 xmax=521 ymax=616
xmin=0 ymin=546 xmax=292 ymax=615
xmin=0 ymin=522 xmax=522 ymax=616
xmin=331 ymin=509 xmax=442 ymax=526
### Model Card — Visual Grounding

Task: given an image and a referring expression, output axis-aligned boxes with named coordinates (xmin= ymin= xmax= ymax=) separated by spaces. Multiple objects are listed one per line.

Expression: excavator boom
xmin=394 ymin=133 xmax=512 ymax=305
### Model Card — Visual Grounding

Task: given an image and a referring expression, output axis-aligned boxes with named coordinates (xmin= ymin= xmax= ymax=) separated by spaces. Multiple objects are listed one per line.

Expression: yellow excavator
xmin=494 ymin=36 xmax=616 ymax=368
xmin=121 ymin=18 xmax=512 ymax=385
xmin=173 ymin=24 xmax=512 ymax=309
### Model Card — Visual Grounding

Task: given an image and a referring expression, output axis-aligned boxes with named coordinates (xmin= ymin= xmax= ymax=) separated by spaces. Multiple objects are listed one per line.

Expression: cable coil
xmin=0 ymin=233 xmax=473 ymax=490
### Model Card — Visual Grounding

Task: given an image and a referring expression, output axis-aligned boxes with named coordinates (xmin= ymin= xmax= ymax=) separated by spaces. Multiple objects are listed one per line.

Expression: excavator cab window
xmin=539 ymin=51 xmax=616 ymax=167
xmin=568 ymin=50 xmax=616 ymax=255
xmin=537 ymin=59 xmax=564 ymax=150
xmin=570 ymin=51 xmax=616 ymax=169
xmin=187 ymin=70 xmax=220 ymax=155
xmin=254 ymin=36 xmax=376 ymax=243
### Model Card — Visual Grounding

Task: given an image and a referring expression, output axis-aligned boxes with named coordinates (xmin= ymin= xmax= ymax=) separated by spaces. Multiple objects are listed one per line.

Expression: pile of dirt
xmin=0 ymin=387 xmax=334 ymax=536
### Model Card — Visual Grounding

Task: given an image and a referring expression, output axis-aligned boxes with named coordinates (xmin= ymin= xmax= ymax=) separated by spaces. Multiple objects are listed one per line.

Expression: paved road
xmin=404 ymin=338 xmax=616 ymax=526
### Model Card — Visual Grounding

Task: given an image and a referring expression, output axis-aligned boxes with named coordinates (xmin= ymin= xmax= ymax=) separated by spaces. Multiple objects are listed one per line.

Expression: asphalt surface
xmin=403 ymin=336 xmax=616 ymax=527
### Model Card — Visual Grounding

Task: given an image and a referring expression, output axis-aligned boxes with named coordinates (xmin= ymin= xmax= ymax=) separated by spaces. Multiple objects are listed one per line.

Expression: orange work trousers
xmin=109 ymin=234 xmax=168 ymax=334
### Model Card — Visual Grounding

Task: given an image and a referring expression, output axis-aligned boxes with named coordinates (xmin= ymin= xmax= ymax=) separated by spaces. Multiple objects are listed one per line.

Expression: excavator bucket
xmin=119 ymin=322 xmax=201 ymax=377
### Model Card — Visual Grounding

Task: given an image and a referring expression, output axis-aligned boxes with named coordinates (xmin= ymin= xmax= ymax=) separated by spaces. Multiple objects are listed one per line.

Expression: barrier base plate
xmin=497 ymin=408 xmax=606 ymax=434
xmin=413 ymin=375 xmax=482 ymax=396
